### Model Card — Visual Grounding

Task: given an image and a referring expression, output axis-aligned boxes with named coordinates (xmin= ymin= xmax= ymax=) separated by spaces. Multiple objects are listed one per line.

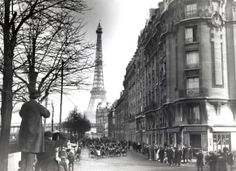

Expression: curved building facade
xmin=118 ymin=0 xmax=236 ymax=152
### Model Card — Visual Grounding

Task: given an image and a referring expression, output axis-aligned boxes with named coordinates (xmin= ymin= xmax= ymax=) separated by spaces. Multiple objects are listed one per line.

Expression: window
xmin=213 ymin=133 xmax=230 ymax=151
xmin=185 ymin=26 xmax=197 ymax=43
xmin=186 ymin=51 xmax=199 ymax=66
xmin=176 ymin=106 xmax=183 ymax=122
xmin=185 ymin=3 xmax=197 ymax=18
xmin=188 ymin=104 xmax=201 ymax=124
xmin=187 ymin=77 xmax=199 ymax=89
xmin=187 ymin=77 xmax=199 ymax=96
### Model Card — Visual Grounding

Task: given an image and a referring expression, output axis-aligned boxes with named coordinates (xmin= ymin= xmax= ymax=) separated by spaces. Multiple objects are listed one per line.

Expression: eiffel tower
xmin=86 ymin=22 xmax=106 ymax=125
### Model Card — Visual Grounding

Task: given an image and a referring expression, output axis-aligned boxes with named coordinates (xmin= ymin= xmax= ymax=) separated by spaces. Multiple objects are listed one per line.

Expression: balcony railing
xmin=187 ymin=88 xmax=199 ymax=97
xmin=184 ymin=10 xmax=198 ymax=19
xmin=179 ymin=88 xmax=208 ymax=98
xmin=185 ymin=63 xmax=200 ymax=70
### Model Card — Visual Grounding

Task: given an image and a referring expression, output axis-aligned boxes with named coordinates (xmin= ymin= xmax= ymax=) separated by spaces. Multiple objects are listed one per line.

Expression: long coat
xmin=18 ymin=100 xmax=50 ymax=153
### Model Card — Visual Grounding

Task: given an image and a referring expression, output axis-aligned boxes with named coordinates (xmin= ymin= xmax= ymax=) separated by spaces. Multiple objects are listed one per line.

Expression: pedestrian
xmin=59 ymin=157 xmax=68 ymax=171
xmin=35 ymin=131 xmax=67 ymax=171
xmin=189 ymin=146 xmax=193 ymax=164
xmin=183 ymin=146 xmax=189 ymax=164
xmin=208 ymin=151 xmax=217 ymax=171
xmin=196 ymin=150 xmax=204 ymax=171
xmin=18 ymin=91 xmax=50 ymax=171
xmin=173 ymin=147 xmax=177 ymax=166
xmin=67 ymin=149 xmax=75 ymax=171
xmin=176 ymin=147 xmax=182 ymax=167
xmin=167 ymin=147 xmax=174 ymax=166
xmin=76 ymin=146 xmax=81 ymax=161
xmin=216 ymin=152 xmax=227 ymax=171
xmin=227 ymin=152 xmax=234 ymax=171
xmin=159 ymin=147 xmax=165 ymax=163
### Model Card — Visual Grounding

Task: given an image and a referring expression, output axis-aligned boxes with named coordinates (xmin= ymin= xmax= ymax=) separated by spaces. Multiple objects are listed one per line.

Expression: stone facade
xmin=96 ymin=102 xmax=109 ymax=137
xmin=112 ymin=0 xmax=236 ymax=152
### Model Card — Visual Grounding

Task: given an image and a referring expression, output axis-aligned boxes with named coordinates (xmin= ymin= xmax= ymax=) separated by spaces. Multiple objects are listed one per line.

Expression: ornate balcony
xmin=185 ymin=10 xmax=198 ymax=19
xmin=184 ymin=63 xmax=200 ymax=70
xmin=187 ymin=88 xmax=199 ymax=97
xmin=179 ymin=88 xmax=208 ymax=98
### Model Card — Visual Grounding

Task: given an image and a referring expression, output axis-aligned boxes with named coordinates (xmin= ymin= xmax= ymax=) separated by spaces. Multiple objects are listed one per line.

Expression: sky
xmin=55 ymin=0 xmax=160 ymax=122
xmin=81 ymin=0 xmax=159 ymax=105
xmin=11 ymin=0 xmax=161 ymax=124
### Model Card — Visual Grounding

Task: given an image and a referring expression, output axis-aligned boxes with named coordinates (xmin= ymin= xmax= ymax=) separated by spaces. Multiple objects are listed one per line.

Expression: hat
xmin=29 ymin=91 xmax=40 ymax=99
xmin=44 ymin=131 xmax=53 ymax=137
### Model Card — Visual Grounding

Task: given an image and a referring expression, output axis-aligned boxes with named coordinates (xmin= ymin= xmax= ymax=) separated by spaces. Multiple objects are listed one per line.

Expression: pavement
xmin=75 ymin=149 xmax=197 ymax=171
xmin=8 ymin=149 xmax=197 ymax=171
xmin=9 ymin=149 xmax=236 ymax=171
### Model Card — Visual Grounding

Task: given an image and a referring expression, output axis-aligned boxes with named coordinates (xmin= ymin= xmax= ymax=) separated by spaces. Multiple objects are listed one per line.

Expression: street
xmin=75 ymin=149 xmax=197 ymax=171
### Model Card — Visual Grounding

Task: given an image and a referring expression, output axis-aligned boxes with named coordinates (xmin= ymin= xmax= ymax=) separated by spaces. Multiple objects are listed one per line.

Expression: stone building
xmin=114 ymin=0 xmax=236 ymax=152
xmin=113 ymin=91 xmax=129 ymax=140
xmin=123 ymin=59 xmax=137 ymax=143
xmin=96 ymin=102 xmax=109 ymax=137
xmin=108 ymin=102 xmax=117 ymax=138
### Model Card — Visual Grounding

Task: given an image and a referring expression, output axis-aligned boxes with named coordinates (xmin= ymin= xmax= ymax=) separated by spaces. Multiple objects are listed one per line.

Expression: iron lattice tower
xmin=86 ymin=22 xmax=106 ymax=124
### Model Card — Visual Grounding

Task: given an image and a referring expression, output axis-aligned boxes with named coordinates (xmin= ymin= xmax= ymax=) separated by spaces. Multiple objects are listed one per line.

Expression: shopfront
xmin=211 ymin=126 xmax=236 ymax=152
xmin=182 ymin=126 xmax=208 ymax=150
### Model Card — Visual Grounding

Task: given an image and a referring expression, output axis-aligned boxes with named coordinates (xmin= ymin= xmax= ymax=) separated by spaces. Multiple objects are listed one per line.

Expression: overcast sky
xmin=82 ymin=0 xmax=159 ymax=102
xmin=61 ymin=0 xmax=160 ymax=120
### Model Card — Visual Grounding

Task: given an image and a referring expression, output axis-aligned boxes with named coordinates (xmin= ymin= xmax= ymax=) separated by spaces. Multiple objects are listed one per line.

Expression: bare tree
xmin=0 ymin=1 xmax=93 ymax=170
xmin=13 ymin=11 xmax=94 ymax=103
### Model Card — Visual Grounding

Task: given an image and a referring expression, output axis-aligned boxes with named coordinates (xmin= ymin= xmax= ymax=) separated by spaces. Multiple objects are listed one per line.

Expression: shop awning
xmin=212 ymin=126 xmax=236 ymax=132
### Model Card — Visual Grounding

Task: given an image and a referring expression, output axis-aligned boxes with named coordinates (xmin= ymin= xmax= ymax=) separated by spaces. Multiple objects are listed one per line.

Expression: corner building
xmin=121 ymin=0 xmax=236 ymax=152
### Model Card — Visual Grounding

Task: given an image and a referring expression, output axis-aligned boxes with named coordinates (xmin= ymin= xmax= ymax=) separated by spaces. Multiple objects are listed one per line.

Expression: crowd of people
xmin=205 ymin=147 xmax=234 ymax=171
xmin=18 ymin=131 xmax=82 ymax=171
xmin=131 ymin=142 xmax=235 ymax=171
xmin=85 ymin=138 xmax=128 ymax=158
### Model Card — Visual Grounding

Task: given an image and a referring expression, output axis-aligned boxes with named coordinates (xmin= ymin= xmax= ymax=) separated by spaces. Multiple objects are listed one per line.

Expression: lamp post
xmin=59 ymin=60 xmax=64 ymax=131
xmin=51 ymin=102 xmax=54 ymax=132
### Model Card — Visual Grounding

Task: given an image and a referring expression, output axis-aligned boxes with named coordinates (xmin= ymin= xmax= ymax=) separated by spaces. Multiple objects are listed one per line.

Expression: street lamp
xmin=59 ymin=60 xmax=64 ymax=131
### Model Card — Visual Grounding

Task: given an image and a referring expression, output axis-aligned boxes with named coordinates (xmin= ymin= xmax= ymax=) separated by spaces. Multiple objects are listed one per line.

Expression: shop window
xmin=185 ymin=3 xmax=197 ymax=18
xmin=213 ymin=133 xmax=230 ymax=151
xmin=185 ymin=26 xmax=197 ymax=43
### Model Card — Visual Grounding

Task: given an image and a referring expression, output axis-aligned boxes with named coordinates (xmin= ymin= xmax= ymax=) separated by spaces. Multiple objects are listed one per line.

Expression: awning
xmin=212 ymin=127 xmax=236 ymax=132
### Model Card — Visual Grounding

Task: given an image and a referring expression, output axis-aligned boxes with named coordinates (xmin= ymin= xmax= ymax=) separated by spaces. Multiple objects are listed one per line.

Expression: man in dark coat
xmin=176 ymin=147 xmax=182 ymax=167
xmin=18 ymin=91 xmax=50 ymax=171
xmin=196 ymin=150 xmax=204 ymax=171
xmin=167 ymin=147 xmax=174 ymax=166
xmin=35 ymin=131 xmax=67 ymax=171
xmin=159 ymin=147 xmax=165 ymax=163
xmin=209 ymin=151 xmax=217 ymax=171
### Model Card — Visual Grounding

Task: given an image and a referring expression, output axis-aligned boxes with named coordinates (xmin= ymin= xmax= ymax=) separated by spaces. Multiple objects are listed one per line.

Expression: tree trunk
xmin=0 ymin=1 xmax=14 ymax=170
